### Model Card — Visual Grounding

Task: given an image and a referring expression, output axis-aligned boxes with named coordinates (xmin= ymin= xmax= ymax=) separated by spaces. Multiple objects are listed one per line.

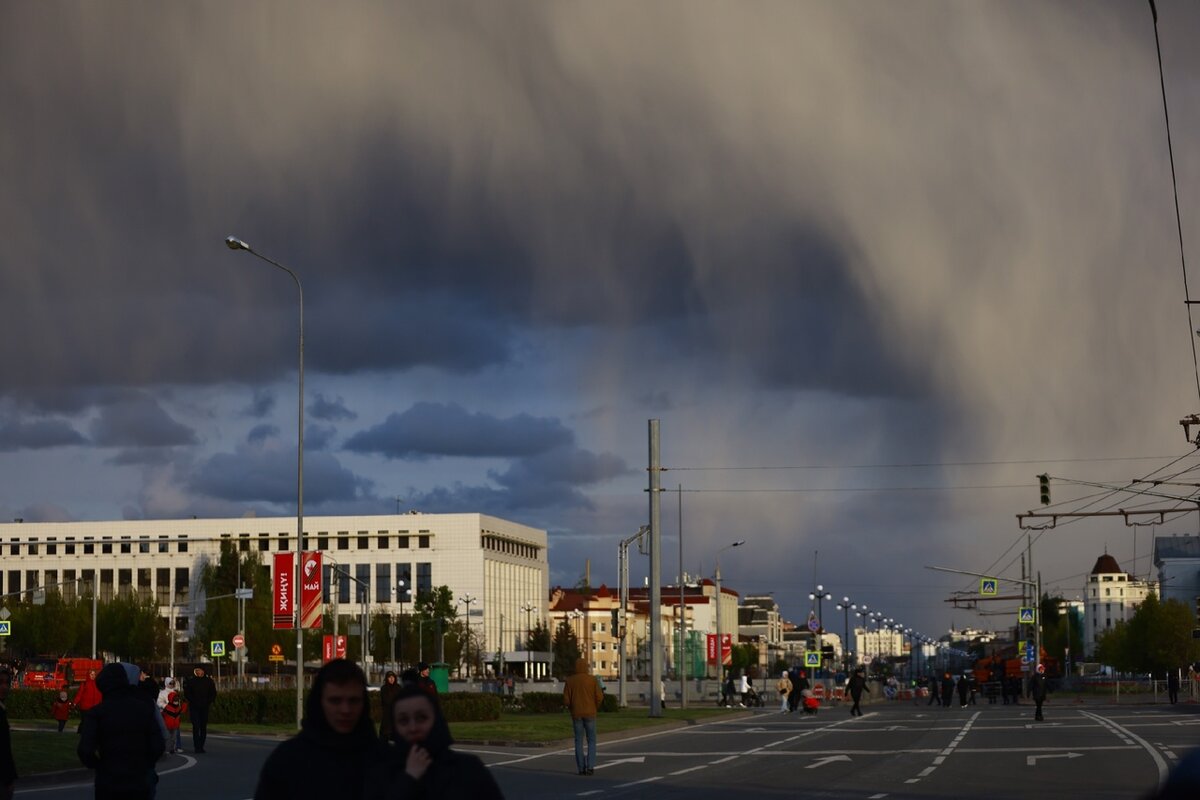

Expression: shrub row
xmin=438 ymin=692 xmax=502 ymax=722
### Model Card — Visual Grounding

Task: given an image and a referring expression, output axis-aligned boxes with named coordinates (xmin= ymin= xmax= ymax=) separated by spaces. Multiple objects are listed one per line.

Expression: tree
xmin=525 ymin=620 xmax=551 ymax=652
xmin=552 ymin=620 xmax=581 ymax=679
xmin=1094 ymin=593 xmax=1200 ymax=675
xmin=192 ymin=541 xmax=274 ymax=664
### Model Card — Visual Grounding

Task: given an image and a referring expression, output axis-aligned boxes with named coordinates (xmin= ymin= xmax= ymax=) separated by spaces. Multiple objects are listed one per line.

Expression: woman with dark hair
xmin=367 ymin=685 xmax=505 ymax=799
xmin=379 ymin=672 xmax=401 ymax=741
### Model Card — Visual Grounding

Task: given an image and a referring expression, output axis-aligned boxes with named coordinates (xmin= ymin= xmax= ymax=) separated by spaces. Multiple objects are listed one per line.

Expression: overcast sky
xmin=3 ymin=0 xmax=1200 ymax=640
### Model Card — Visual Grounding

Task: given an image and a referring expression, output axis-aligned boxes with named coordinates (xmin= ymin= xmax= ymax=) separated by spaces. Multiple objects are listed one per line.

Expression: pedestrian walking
xmin=1031 ymin=663 xmax=1048 ymax=721
xmin=789 ymin=669 xmax=809 ymax=713
xmin=155 ymin=678 xmax=176 ymax=713
xmin=379 ymin=671 xmax=401 ymax=741
xmin=562 ymin=658 xmax=603 ymax=776
xmin=0 ymin=667 xmax=16 ymax=800
xmin=738 ymin=671 xmax=750 ymax=707
xmin=939 ymin=672 xmax=955 ymax=709
xmin=848 ymin=668 xmax=866 ymax=717
xmin=956 ymin=674 xmax=969 ymax=708
xmin=254 ymin=659 xmax=387 ymax=800
xmin=1168 ymin=669 xmax=1180 ymax=705
xmin=73 ymin=669 xmax=103 ymax=719
xmin=77 ymin=663 xmax=166 ymax=800
xmin=927 ymin=674 xmax=941 ymax=706
xmin=416 ymin=662 xmax=438 ymax=696
xmin=776 ymin=670 xmax=792 ymax=712
xmin=659 ymin=679 xmax=668 ymax=709
xmin=183 ymin=666 xmax=217 ymax=754
xmin=51 ymin=690 xmax=72 ymax=733
xmin=367 ymin=684 xmax=505 ymax=799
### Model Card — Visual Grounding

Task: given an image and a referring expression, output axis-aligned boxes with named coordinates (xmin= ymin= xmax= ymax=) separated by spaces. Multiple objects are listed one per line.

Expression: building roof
xmin=1090 ymin=553 xmax=1124 ymax=575
xmin=1154 ymin=534 xmax=1200 ymax=561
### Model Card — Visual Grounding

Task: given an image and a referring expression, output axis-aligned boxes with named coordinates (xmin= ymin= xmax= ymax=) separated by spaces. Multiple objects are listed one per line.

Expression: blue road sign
xmin=980 ymin=578 xmax=998 ymax=595
xmin=210 ymin=640 xmax=226 ymax=657
xmin=1018 ymin=607 xmax=1036 ymax=624
xmin=805 ymin=651 xmax=821 ymax=667
xmin=0 ymin=621 xmax=9 ymax=636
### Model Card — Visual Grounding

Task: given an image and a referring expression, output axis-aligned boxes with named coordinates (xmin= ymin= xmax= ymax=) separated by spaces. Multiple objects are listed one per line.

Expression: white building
xmin=1153 ymin=534 xmax=1200 ymax=613
xmin=0 ymin=513 xmax=548 ymax=663
xmin=1084 ymin=552 xmax=1158 ymax=659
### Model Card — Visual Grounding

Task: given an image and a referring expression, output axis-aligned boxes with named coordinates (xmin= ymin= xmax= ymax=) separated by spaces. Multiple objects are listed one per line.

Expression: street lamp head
xmin=732 ymin=539 xmax=746 ymax=547
xmin=225 ymin=236 xmax=250 ymax=251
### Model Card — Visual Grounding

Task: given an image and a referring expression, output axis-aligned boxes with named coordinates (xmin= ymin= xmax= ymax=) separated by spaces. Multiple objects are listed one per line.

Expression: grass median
xmin=10 ymin=706 xmax=739 ymax=775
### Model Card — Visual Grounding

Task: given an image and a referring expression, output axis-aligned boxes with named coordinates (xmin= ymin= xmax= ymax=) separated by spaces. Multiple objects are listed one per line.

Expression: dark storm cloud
xmin=88 ymin=393 xmax=197 ymax=448
xmin=107 ymin=448 xmax=175 ymax=467
xmin=0 ymin=418 xmax=86 ymax=451
xmin=247 ymin=424 xmax=279 ymax=445
xmin=309 ymin=394 xmax=357 ymax=422
xmin=305 ymin=424 xmax=337 ymax=451
xmin=344 ymin=402 xmax=574 ymax=460
xmin=191 ymin=445 xmax=370 ymax=506
xmin=245 ymin=390 xmax=276 ymax=419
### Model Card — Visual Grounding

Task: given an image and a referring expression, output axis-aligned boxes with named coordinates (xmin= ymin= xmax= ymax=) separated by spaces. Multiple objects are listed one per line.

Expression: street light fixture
xmin=808 ymin=584 xmax=832 ymax=675
xmin=713 ymin=540 xmax=746 ymax=681
xmin=458 ymin=594 xmax=478 ymax=679
xmin=225 ymin=235 xmax=304 ymax=730
xmin=395 ymin=580 xmax=411 ymax=668
xmin=520 ymin=602 xmax=536 ymax=681
xmin=836 ymin=597 xmax=855 ymax=672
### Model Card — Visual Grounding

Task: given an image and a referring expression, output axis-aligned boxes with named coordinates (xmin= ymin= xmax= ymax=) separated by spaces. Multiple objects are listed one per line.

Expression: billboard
xmin=300 ymin=551 xmax=323 ymax=629
xmin=706 ymin=633 xmax=733 ymax=665
xmin=272 ymin=553 xmax=294 ymax=630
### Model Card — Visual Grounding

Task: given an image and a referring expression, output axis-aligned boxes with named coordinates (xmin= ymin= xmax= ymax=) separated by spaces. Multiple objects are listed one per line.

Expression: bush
xmin=3 ymin=689 xmax=58 ymax=720
xmin=519 ymin=691 xmax=566 ymax=714
xmin=439 ymin=692 xmax=502 ymax=722
xmin=599 ymin=693 xmax=619 ymax=713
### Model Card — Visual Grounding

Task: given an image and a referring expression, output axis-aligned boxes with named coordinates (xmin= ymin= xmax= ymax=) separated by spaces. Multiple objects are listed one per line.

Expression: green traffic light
xmin=1038 ymin=473 xmax=1050 ymax=505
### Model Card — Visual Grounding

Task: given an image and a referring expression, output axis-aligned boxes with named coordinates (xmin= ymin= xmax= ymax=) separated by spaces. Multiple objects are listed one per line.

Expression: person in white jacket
xmin=156 ymin=677 xmax=176 ymax=710
xmin=737 ymin=672 xmax=750 ymax=707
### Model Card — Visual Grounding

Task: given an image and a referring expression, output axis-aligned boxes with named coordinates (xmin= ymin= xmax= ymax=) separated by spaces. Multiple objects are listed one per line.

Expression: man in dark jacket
xmin=1031 ymin=663 xmax=1048 ymax=721
xmin=184 ymin=666 xmax=217 ymax=753
xmin=78 ymin=663 xmax=165 ymax=800
xmin=0 ymin=668 xmax=16 ymax=800
xmin=847 ymin=668 xmax=866 ymax=717
xmin=379 ymin=671 xmax=401 ymax=740
xmin=254 ymin=659 xmax=387 ymax=800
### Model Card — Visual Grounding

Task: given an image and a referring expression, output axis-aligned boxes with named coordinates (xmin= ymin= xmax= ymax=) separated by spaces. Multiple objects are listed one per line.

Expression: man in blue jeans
xmin=563 ymin=658 xmax=603 ymax=775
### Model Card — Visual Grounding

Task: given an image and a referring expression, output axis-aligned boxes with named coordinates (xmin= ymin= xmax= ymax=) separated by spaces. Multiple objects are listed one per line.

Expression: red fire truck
xmin=21 ymin=656 xmax=104 ymax=691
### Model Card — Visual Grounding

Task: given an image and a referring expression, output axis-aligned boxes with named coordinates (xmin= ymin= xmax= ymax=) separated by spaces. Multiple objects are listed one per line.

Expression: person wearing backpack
xmin=776 ymin=671 xmax=792 ymax=712
xmin=162 ymin=691 xmax=186 ymax=754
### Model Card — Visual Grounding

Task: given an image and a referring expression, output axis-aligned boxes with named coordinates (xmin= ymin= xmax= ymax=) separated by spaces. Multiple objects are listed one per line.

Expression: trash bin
xmin=430 ymin=663 xmax=450 ymax=693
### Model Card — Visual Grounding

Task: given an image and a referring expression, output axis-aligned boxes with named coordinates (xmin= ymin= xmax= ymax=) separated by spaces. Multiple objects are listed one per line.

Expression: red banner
xmin=323 ymin=635 xmax=334 ymax=663
xmin=706 ymin=633 xmax=732 ymax=665
xmin=300 ymin=551 xmax=322 ymax=629
xmin=273 ymin=553 xmax=295 ymax=630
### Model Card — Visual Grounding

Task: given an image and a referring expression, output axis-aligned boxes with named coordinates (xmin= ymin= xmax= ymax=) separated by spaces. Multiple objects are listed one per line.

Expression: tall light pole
xmin=226 ymin=235 xmax=304 ymax=729
xmin=808 ymin=584 xmax=831 ymax=676
xmin=395 ymin=581 xmax=411 ymax=668
xmin=458 ymin=594 xmax=477 ymax=679
xmin=712 ymin=540 xmax=746 ymax=681
xmin=520 ymin=602 xmax=536 ymax=681
xmin=836 ymin=597 xmax=855 ymax=672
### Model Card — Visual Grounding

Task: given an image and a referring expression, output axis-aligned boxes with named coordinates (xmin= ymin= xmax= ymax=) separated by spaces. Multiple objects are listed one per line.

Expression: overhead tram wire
xmin=669 ymin=455 xmax=1180 ymax=472
xmin=1149 ymin=0 xmax=1200 ymax=408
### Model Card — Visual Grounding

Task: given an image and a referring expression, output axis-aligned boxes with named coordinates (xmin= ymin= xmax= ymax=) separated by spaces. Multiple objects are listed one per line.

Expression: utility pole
xmin=648 ymin=419 xmax=663 ymax=718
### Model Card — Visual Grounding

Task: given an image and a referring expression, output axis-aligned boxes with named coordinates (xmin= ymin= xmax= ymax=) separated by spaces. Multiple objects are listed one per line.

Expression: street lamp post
xmin=520 ymin=602 xmax=536 ymax=681
xmin=712 ymin=540 xmax=746 ymax=682
xmin=225 ymin=236 xmax=305 ymax=730
xmin=836 ymin=597 xmax=855 ymax=672
xmin=458 ymin=595 xmax=477 ymax=679
xmin=808 ymin=584 xmax=831 ymax=676
xmin=395 ymin=581 xmax=411 ymax=669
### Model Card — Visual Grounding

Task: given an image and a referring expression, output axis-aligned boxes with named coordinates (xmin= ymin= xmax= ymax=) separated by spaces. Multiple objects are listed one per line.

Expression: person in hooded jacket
xmin=562 ymin=658 xmax=603 ymax=776
xmin=379 ymin=671 xmax=401 ymax=741
xmin=847 ymin=668 xmax=866 ymax=717
xmin=77 ymin=663 xmax=165 ymax=800
xmin=254 ymin=659 xmax=388 ymax=800
xmin=365 ymin=685 xmax=505 ymax=800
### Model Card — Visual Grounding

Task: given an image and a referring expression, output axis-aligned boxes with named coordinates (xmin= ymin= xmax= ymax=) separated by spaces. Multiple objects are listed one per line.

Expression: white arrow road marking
xmin=806 ymin=755 xmax=851 ymax=769
xmin=594 ymin=756 xmax=646 ymax=770
xmin=1027 ymin=752 xmax=1082 ymax=766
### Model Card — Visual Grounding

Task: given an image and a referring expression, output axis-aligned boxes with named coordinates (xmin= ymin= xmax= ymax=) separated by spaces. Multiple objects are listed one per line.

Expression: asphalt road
xmin=16 ymin=701 xmax=1198 ymax=799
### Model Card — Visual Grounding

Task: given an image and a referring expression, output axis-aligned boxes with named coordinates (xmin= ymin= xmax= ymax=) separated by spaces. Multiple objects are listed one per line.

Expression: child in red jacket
xmin=162 ymin=690 xmax=186 ymax=753
xmin=51 ymin=690 xmax=72 ymax=732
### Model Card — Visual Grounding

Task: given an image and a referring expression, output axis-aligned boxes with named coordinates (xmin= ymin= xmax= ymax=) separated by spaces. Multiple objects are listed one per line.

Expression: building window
xmin=239 ymin=534 xmax=250 ymax=553
xmin=83 ymin=538 xmax=94 ymax=555
xmin=46 ymin=538 xmax=57 ymax=555
xmin=322 ymin=564 xmax=333 ymax=604
xmin=259 ymin=534 xmax=270 ymax=552
xmin=278 ymin=535 xmax=288 ymax=552
xmin=157 ymin=569 xmax=171 ymax=604
xmin=65 ymin=537 xmax=76 ymax=555
xmin=397 ymin=535 xmax=409 ymax=549
xmin=416 ymin=562 xmax=432 ymax=596
xmin=139 ymin=537 xmax=150 ymax=554
xmin=28 ymin=539 xmax=38 ymax=556
xmin=158 ymin=536 xmax=169 ymax=554
xmin=376 ymin=563 xmax=392 ymax=603
xmin=377 ymin=532 xmax=389 ymax=549
xmin=358 ymin=532 xmax=369 ymax=550
xmin=355 ymin=564 xmax=370 ymax=602
xmin=7 ymin=540 xmax=16 ymax=556
xmin=319 ymin=533 xmax=330 ymax=551
xmin=174 ymin=568 xmax=189 ymax=603
xmin=396 ymin=563 xmax=412 ymax=597
xmin=102 ymin=537 xmax=113 ymax=555
xmin=120 ymin=537 xmax=131 ymax=554
xmin=178 ymin=537 xmax=188 ymax=553
xmin=418 ymin=535 xmax=430 ymax=549
xmin=138 ymin=568 xmax=151 ymax=601
xmin=5 ymin=571 xmax=17 ymax=596
xmin=337 ymin=534 xmax=348 ymax=551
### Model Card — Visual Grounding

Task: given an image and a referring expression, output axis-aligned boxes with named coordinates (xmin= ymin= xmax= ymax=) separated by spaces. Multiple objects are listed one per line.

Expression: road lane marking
xmin=806 ymin=755 xmax=851 ymax=769
xmin=711 ymin=755 xmax=738 ymax=764
xmin=614 ymin=775 xmax=663 ymax=788
xmin=1081 ymin=711 xmax=1169 ymax=785
xmin=670 ymin=765 xmax=709 ymax=775
xmin=904 ymin=710 xmax=979 ymax=785
xmin=1027 ymin=752 xmax=1082 ymax=766
xmin=593 ymin=756 xmax=645 ymax=770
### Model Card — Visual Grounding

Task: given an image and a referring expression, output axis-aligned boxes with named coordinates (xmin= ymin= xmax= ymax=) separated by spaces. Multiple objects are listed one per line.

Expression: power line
xmin=669 ymin=455 xmax=1180 ymax=472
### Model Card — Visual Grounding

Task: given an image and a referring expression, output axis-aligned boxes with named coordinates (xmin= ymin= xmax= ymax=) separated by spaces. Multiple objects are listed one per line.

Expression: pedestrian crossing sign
xmin=211 ymin=640 xmax=226 ymax=657
xmin=805 ymin=651 xmax=821 ymax=668
xmin=0 ymin=621 xmax=9 ymax=636
xmin=980 ymin=578 xmax=998 ymax=595
xmin=1018 ymin=607 xmax=1036 ymax=624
